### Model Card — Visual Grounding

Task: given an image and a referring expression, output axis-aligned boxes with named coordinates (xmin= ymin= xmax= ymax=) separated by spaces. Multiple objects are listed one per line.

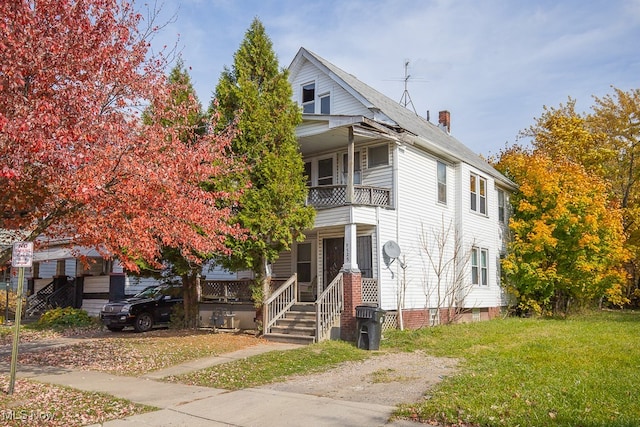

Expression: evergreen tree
xmin=210 ymin=18 xmax=315 ymax=307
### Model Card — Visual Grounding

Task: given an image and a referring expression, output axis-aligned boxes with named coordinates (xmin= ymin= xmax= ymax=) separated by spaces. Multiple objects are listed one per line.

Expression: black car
xmin=100 ymin=284 xmax=183 ymax=332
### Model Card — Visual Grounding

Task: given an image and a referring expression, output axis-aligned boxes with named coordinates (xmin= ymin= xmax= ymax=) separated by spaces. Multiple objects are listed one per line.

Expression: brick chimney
xmin=438 ymin=110 xmax=451 ymax=133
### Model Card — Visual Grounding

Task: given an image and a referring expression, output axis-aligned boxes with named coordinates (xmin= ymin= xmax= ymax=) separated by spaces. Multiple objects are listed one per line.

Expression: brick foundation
xmin=398 ymin=306 xmax=504 ymax=329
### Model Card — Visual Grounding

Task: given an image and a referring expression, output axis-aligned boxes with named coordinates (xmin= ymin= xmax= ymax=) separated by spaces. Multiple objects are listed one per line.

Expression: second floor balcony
xmin=307 ymin=185 xmax=392 ymax=209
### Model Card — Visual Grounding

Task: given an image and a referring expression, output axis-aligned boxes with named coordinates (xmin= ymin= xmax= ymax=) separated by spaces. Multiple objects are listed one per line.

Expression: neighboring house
xmin=263 ymin=48 xmax=516 ymax=341
xmin=8 ymin=242 xmax=241 ymax=319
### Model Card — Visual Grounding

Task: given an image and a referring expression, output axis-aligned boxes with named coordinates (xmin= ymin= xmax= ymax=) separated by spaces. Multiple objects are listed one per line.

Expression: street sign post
xmin=8 ymin=241 xmax=33 ymax=394
xmin=3 ymin=281 xmax=9 ymax=325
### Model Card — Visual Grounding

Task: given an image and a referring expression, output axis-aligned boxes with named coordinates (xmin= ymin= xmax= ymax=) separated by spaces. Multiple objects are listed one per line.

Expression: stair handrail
xmin=47 ymin=278 xmax=75 ymax=309
xmin=263 ymin=274 xmax=297 ymax=335
xmin=315 ymin=273 xmax=343 ymax=342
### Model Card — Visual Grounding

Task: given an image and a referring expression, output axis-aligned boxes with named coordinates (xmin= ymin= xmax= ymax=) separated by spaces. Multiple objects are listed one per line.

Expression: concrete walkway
xmin=2 ymin=340 xmax=417 ymax=426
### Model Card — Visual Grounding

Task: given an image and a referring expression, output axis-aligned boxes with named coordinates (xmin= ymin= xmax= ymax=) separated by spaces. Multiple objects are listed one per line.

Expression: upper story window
xmin=368 ymin=144 xmax=389 ymax=168
xmin=320 ymin=93 xmax=330 ymax=114
xmin=304 ymin=161 xmax=312 ymax=187
xmin=341 ymin=152 xmax=361 ymax=184
xmin=470 ymin=172 xmax=487 ymax=215
xmin=317 ymin=157 xmax=334 ymax=186
xmin=437 ymin=161 xmax=447 ymax=204
xmin=471 ymin=247 xmax=488 ymax=286
xmin=302 ymin=82 xmax=315 ymax=113
xmin=497 ymin=189 xmax=506 ymax=222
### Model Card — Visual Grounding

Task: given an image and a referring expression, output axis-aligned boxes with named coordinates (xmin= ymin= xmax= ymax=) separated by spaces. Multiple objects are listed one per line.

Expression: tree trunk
xmin=260 ymin=257 xmax=271 ymax=335
xmin=181 ymin=272 xmax=199 ymax=329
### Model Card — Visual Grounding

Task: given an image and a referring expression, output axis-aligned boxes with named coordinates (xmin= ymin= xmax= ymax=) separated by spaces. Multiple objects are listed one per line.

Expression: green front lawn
xmin=386 ymin=310 xmax=640 ymax=426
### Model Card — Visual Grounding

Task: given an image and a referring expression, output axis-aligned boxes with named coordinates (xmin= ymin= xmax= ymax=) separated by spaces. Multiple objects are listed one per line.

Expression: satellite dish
xmin=383 ymin=240 xmax=401 ymax=269
xmin=383 ymin=240 xmax=401 ymax=259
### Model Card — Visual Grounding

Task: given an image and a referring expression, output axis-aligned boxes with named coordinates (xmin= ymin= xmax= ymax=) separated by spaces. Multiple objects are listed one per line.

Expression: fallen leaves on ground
xmin=5 ymin=329 xmax=262 ymax=376
xmin=0 ymin=375 xmax=154 ymax=426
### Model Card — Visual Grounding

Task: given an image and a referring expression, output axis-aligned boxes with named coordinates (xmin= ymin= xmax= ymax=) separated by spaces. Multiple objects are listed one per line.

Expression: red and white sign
xmin=11 ymin=241 xmax=34 ymax=268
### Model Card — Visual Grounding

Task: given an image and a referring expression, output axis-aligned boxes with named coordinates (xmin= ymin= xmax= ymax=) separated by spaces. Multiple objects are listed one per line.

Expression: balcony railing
xmin=307 ymin=185 xmax=391 ymax=209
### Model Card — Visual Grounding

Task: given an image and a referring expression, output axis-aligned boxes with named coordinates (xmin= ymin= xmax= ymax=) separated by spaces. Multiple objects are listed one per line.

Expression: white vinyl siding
xmin=291 ymin=60 xmax=371 ymax=117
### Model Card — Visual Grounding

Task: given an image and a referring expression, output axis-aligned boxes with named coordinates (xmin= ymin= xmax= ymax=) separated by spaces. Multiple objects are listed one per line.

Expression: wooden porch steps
xmin=264 ymin=303 xmax=316 ymax=345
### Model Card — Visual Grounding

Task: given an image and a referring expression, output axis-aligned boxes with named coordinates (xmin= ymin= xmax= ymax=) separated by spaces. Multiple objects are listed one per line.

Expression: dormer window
xmin=302 ymin=82 xmax=315 ymax=113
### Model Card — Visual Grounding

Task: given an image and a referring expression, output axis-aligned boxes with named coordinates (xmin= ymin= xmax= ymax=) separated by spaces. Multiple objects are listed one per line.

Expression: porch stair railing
xmin=263 ymin=273 xmax=345 ymax=345
xmin=25 ymin=278 xmax=75 ymax=317
xmin=263 ymin=274 xmax=298 ymax=337
xmin=315 ymin=273 xmax=343 ymax=342
xmin=48 ymin=279 xmax=76 ymax=309
xmin=26 ymin=280 xmax=55 ymax=317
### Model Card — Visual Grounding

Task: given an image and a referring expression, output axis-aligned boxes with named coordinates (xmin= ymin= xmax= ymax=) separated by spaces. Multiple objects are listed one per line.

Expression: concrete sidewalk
xmin=4 ymin=340 xmax=415 ymax=426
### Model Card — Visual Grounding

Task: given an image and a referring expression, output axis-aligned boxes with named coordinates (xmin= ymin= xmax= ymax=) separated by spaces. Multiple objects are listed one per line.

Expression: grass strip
xmin=167 ymin=339 xmax=370 ymax=389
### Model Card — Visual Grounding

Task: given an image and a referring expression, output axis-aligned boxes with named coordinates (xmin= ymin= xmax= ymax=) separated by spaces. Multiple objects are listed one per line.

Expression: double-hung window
xmin=497 ymin=189 xmax=506 ymax=223
xmin=303 ymin=162 xmax=312 ymax=187
xmin=320 ymin=93 xmax=330 ymax=114
xmin=368 ymin=144 xmax=389 ymax=168
xmin=296 ymin=243 xmax=312 ymax=283
xmin=437 ymin=161 xmax=447 ymax=204
xmin=342 ymin=152 xmax=361 ymax=184
xmin=471 ymin=247 xmax=489 ymax=286
xmin=470 ymin=173 xmax=487 ymax=215
xmin=317 ymin=157 xmax=333 ymax=186
xmin=302 ymin=82 xmax=315 ymax=113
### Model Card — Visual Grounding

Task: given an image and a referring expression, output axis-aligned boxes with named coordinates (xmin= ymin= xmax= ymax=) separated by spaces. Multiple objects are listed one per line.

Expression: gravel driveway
xmin=260 ymin=350 xmax=458 ymax=406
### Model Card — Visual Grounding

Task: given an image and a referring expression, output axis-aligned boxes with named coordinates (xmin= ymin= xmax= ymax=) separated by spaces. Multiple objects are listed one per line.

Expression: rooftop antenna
xmin=398 ymin=60 xmax=417 ymax=114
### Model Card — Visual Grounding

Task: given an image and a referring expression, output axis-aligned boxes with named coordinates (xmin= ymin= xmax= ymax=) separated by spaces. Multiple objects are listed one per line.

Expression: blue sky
xmin=150 ymin=0 xmax=640 ymax=156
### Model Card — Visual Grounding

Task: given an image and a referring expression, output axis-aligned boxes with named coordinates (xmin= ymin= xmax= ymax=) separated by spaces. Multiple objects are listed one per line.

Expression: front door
xmin=323 ymin=237 xmax=344 ymax=289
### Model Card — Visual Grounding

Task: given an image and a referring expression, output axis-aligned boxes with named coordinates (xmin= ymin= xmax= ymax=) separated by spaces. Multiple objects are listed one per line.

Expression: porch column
xmin=340 ymin=272 xmax=362 ymax=342
xmin=341 ymin=126 xmax=362 ymax=341
xmin=346 ymin=126 xmax=355 ymax=203
xmin=343 ymin=223 xmax=359 ymax=273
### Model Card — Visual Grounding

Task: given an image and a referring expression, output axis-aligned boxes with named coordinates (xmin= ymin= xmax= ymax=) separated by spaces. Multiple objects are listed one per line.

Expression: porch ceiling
xmin=297 ymin=116 xmax=397 ymax=156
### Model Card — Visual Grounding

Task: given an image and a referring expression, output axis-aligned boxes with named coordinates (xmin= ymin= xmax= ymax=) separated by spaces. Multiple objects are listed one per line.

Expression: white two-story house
xmin=14 ymin=47 xmax=515 ymax=343
xmin=263 ymin=48 xmax=515 ymax=342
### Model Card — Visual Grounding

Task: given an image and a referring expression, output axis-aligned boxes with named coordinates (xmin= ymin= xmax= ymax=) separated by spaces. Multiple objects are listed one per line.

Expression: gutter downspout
xmin=394 ymin=142 xmax=403 ymax=331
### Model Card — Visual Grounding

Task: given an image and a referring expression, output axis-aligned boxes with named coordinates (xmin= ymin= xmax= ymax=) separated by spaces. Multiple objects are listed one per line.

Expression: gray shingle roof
xmin=293 ymin=48 xmax=515 ymax=189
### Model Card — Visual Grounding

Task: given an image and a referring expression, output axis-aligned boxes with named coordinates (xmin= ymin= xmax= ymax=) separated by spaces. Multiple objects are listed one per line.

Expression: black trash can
xmin=355 ymin=305 xmax=386 ymax=350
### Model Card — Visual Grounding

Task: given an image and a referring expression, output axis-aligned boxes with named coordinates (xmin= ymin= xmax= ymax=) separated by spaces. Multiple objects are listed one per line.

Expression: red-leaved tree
xmin=0 ymin=0 xmax=244 ymax=271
